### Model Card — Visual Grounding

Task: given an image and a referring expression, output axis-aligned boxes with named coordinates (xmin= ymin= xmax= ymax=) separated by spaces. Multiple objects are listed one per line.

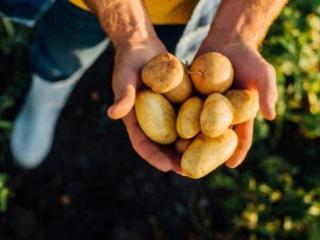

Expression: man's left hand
xmin=196 ymin=41 xmax=278 ymax=168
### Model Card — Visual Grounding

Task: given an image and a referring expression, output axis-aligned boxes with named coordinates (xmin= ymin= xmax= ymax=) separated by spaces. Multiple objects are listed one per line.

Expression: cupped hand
xmin=197 ymin=41 xmax=278 ymax=168
xmin=107 ymin=39 xmax=183 ymax=175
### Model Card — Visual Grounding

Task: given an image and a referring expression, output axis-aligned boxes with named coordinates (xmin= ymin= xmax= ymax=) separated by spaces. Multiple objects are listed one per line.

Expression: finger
xmin=226 ymin=119 xmax=254 ymax=168
xmin=123 ymin=111 xmax=182 ymax=173
xmin=107 ymin=84 xmax=136 ymax=119
xmin=160 ymin=147 xmax=184 ymax=175
xmin=257 ymin=64 xmax=278 ymax=120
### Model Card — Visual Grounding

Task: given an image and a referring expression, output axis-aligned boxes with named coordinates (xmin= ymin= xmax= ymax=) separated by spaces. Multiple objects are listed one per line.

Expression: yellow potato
xmin=177 ymin=97 xmax=203 ymax=139
xmin=141 ymin=53 xmax=184 ymax=93
xmin=164 ymin=64 xmax=193 ymax=103
xmin=225 ymin=89 xmax=259 ymax=124
xmin=200 ymin=93 xmax=233 ymax=138
xmin=181 ymin=129 xmax=238 ymax=179
xmin=135 ymin=89 xmax=177 ymax=144
xmin=175 ymin=138 xmax=192 ymax=154
xmin=190 ymin=52 xmax=234 ymax=95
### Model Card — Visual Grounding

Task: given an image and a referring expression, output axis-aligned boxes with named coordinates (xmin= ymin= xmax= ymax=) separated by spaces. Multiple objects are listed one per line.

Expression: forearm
xmin=84 ymin=0 xmax=157 ymax=49
xmin=202 ymin=0 xmax=288 ymax=51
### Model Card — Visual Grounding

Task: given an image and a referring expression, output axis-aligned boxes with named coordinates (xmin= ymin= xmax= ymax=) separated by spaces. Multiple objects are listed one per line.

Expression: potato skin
xmin=164 ymin=65 xmax=193 ymax=103
xmin=177 ymin=97 xmax=203 ymax=139
xmin=225 ymin=89 xmax=259 ymax=124
xmin=200 ymin=93 xmax=233 ymax=138
xmin=175 ymin=138 xmax=192 ymax=154
xmin=181 ymin=129 xmax=238 ymax=179
xmin=135 ymin=89 xmax=177 ymax=144
xmin=142 ymin=53 xmax=184 ymax=93
xmin=190 ymin=52 xmax=234 ymax=95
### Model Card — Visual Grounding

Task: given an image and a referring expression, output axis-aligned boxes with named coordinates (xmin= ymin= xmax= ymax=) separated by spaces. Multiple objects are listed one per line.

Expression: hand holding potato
xmin=107 ymin=39 xmax=183 ymax=175
xmin=196 ymin=41 xmax=277 ymax=169
xmin=134 ymin=47 xmax=266 ymax=178
xmin=108 ymin=36 xmax=276 ymax=179
xmin=131 ymin=43 xmax=277 ymax=178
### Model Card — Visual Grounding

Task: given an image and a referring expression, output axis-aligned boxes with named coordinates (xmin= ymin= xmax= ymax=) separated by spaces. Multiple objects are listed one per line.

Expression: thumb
xmin=107 ymin=84 xmax=136 ymax=119
xmin=257 ymin=64 xmax=278 ymax=120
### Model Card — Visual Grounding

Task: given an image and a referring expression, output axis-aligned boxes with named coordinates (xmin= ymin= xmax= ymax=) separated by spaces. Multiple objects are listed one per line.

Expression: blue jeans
xmin=0 ymin=0 xmax=54 ymax=27
xmin=29 ymin=0 xmax=107 ymax=81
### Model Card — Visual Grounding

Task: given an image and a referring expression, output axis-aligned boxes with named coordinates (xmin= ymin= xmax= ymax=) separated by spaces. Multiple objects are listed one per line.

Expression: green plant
xmin=262 ymin=0 xmax=320 ymax=139
xmin=0 ymin=174 xmax=10 ymax=212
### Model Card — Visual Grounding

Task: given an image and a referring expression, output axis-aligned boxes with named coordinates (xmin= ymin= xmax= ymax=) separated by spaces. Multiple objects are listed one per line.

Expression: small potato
xmin=225 ymin=89 xmax=259 ymax=124
xmin=181 ymin=129 xmax=238 ymax=179
xmin=177 ymin=97 xmax=203 ymax=139
xmin=175 ymin=138 xmax=192 ymax=154
xmin=142 ymin=53 xmax=184 ymax=93
xmin=190 ymin=52 xmax=234 ymax=95
xmin=135 ymin=89 xmax=177 ymax=144
xmin=200 ymin=93 xmax=233 ymax=138
xmin=164 ymin=64 xmax=193 ymax=103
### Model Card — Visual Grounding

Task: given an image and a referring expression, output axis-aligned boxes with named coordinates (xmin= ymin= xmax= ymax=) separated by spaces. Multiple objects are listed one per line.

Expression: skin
xmin=85 ymin=0 xmax=288 ymax=174
xmin=198 ymin=0 xmax=288 ymax=168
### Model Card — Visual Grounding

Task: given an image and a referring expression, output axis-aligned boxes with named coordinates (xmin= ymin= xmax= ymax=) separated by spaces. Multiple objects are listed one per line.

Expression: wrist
xmin=202 ymin=14 xmax=265 ymax=52
xmin=201 ymin=0 xmax=288 ymax=55
xmin=199 ymin=35 xmax=257 ymax=58
xmin=112 ymin=27 xmax=159 ymax=51
xmin=88 ymin=0 xmax=158 ymax=51
xmin=114 ymin=37 xmax=167 ymax=68
xmin=115 ymin=36 xmax=166 ymax=54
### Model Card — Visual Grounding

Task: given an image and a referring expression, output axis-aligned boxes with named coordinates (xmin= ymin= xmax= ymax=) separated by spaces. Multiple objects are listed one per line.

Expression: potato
xmin=142 ymin=53 xmax=184 ymax=93
xmin=164 ymin=64 xmax=193 ymax=103
xmin=190 ymin=52 xmax=234 ymax=95
xmin=200 ymin=93 xmax=233 ymax=138
xmin=177 ymin=97 xmax=203 ymax=139
xmin=175 ymin=138 xmax=192 ymax=154
xmin=135 ymin=89 xmax=177 ymax=144
xmin=225 ymin=89 xmax=259 ymax=124
xmin=181 ymin=129 xmax=238 ymax=179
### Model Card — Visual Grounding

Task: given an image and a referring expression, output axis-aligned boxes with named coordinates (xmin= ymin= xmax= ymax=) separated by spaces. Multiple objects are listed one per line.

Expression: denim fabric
xmin=175 ymin=0 xmax=221 ymax=63
xmin=0 ymin=0 xmax=55 ymax=27
xmin=0 ymin=0 xmax=221 ymax=82
xmin=29 ymin=0 xmax=107 ymax=81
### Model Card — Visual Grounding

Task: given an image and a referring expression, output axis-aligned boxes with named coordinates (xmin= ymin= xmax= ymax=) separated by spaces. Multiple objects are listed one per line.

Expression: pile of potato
xmin=135 ymin=52 xmax=259 ymax=179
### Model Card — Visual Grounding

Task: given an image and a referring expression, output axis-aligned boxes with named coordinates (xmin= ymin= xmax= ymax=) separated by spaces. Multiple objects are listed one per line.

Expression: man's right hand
xmin=107 ymin=39 xmax=184 ymax=175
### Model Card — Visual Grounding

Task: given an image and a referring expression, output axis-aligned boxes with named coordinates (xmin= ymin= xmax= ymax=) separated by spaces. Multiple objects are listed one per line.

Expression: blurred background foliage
xmin=262 ymin=0 xmax=320 ymax=140
xmin=0 ymin=0 xmax=320 ymax=239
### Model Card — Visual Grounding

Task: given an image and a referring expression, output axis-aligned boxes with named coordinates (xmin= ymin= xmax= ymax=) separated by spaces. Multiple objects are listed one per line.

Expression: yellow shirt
xmin=69 ymin=0 xmax=198 ymax=24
